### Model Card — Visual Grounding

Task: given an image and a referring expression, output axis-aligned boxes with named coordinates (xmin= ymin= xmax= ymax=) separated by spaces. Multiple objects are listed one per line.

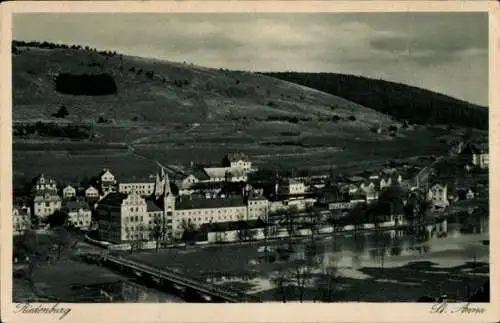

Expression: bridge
xmin=96 ymin=254 xmax=262 ymax=303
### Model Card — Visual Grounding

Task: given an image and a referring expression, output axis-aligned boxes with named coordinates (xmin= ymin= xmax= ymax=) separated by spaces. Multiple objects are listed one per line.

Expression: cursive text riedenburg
xmin=430 ymin=301 xmax=486 ymax=314
xmin=14 ymin=303 xmax=72 ymax=320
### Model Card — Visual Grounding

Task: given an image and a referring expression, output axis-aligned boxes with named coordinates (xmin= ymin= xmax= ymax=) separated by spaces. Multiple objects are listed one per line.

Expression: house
xmin=466 ymin=189 xmax=475 ymax=200
xmin=13 ymin=205 xmax=31 ymax=235
xmin=203 ymin=167 xmax=248 ymax=183
xmin=373 ymin=185 xmax=407 ymax=226
xmin=62 ymin=199 xmax=92 ymax=230
xmin=32 ymin=174 xmax=57 ymax=194
xmin=85 ymin=186 xmax=99 ymax=199
xmin=33 ymin=190 xmax=61 ymax=218
xmin=278 ymin=178 xmax=306 ymax=195
xmin=222 ymin=153 xmax=252 ymax=171
xmin=118 ymin=174 xmax=156 ymax=197
xmin=62 ymin=185 xmax=76 ymax=199
xmin=427 ymin=184 xmax=449 ymax=209
xmin=461 ymin=142 xmax=489 ymax=169
xmin=97 ymin=169 xmax=117 ymax=195
xmin=359 ymin=181 xmax=378 ymax=202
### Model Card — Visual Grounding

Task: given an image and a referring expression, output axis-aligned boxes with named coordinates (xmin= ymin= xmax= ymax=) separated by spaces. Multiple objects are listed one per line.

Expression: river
xmin=82 ymin=214 xmax=489 ymax=302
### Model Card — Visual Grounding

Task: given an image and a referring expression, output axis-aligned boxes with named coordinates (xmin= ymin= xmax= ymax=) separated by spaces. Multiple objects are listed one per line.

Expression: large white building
xmin=118 ymin=175 xmax=156 ymax=197
xmin=97 ymin=167 xmax=269 ymax=244
xmin=32 ymin=174 xmax=61 ymax=218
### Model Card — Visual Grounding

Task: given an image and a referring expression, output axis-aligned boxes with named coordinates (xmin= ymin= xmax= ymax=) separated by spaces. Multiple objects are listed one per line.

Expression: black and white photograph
xmin=2 ymin=2 xmax=498 ymax=322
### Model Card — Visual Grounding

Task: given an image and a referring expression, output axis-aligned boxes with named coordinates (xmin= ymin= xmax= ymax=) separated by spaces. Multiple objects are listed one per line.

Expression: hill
xmin=12 ymin=41 xmax=472 ymax=186
xmin=263 ymin=72 xmax=488 ymax=130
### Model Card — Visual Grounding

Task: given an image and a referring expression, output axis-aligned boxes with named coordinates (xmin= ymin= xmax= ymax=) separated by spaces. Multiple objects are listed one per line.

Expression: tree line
xmin=264 ymin=72 xmax=488 ymax=130
xmin=13 ymin=122 xmax=94 ymax=139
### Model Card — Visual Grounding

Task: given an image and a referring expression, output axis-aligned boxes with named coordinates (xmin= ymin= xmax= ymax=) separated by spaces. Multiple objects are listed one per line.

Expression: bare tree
xmin=130 ymin=223 xmax=146 ymax=253
xmin=236 ymin=220 xmax=249 ymax=243
xmin=322 ymin=258 xmax=339 ymax=302
xmin=150 ymin=216 xmax=167 ymax=252
xmin=292 ymin=259 xmax=314 ymax=302
xmin=306 ymin=206 xmax=321 ymax=244
xmin=271 ymin=266 xmax=291 ymax=302
xmin=51 ymin=226 xmax=77 ymax=261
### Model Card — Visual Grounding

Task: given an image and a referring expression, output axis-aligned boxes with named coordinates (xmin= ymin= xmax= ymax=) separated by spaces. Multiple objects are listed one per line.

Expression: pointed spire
xmin=164 ymin=171 xmax=171 ymax=195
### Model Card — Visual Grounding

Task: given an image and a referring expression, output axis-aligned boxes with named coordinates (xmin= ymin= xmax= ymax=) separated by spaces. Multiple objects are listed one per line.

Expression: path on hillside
xmin=126 ymin=143 xmax=186 ymax=177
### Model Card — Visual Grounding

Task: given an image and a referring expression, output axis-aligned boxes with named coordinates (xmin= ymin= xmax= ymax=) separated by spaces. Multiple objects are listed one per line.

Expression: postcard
xmin=1 ymin=1 xmax=499 ymax=323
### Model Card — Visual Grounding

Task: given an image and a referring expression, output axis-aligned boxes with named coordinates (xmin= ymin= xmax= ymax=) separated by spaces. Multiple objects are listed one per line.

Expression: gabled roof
xmin=226 ymin=152 xmax=250 ymax=162
xmin=118 ymin=174 xmax=156 ymax=184
xmin=146 ymin=200 xmax=162 ymax=212
xmin=97 ymin=192 xmax=128 ymax=206
xmin=63 ymin=199 xmax=90 ymax=212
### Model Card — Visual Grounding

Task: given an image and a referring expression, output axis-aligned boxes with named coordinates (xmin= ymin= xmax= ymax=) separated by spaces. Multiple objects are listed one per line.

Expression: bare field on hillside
xmin=12 ymin=122 xmax=452 ymax=185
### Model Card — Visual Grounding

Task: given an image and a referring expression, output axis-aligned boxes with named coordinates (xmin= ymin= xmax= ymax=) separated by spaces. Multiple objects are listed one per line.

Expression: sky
xmin=13 ymin=12 xmax=488 ymax=106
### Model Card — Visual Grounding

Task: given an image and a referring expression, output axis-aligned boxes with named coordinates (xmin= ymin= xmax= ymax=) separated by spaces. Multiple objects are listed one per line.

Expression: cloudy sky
xmin=13 ymin=12 xmax=488 ymax=106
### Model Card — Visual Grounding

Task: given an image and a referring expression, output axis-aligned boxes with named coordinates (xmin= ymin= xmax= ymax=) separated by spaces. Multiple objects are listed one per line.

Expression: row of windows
xmin=178 ymin=208 xmax=245 ymax=216
xmin=125 ymin=215 xmax=144 ymax=223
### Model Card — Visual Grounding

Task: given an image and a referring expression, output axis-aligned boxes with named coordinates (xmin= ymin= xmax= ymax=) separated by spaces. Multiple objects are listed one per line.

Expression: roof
xmin=187 ymin=168 xmax=211 ymax=181
xmin=462 ymin=142 xmax=488 ymax=155
xmin=86 ymin=186 xmax=99 ymax=192
xmin=146 ymin=200 xmax=163 ymax=212
xmin=34 ymin=190 xmax=61 ymax=201
xmin=176 ymin=196 xmax=246 ymax=210
xmin=204 ymin=167 xmax=229 ymax=179
xmin=97 ymin=192 xmax=128 ymax=206
xmin=119 ymin=175 xmax=156 ymax=184
xmin=32 ymin=173 xmax=56 ymax=185
xmin=226 ymin=152 xmax=250 ymax=162
xmin=63 ymin=199 xmax=90 ymax=212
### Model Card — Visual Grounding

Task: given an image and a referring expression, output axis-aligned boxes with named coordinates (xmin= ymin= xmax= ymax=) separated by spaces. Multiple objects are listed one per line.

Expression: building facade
xmin=13 ymin=205 xmax=31 ymax=235
xmin=33 ymin=191 xmax=62 ymax=218
xmin=63 ymin=199 xmax=92 ymax=229
xmin=62 ymin=185 xmax=76 ymax=199
xmin=119 ymin=179 xmax=155 ymax=197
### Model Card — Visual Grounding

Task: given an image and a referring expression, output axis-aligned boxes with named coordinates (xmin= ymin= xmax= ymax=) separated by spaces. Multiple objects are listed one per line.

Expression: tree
xmin=306 ymin=206 xmax=321 ymax=244
xmin=271 ymin=265 xmax=291 ymax=302
xmin=180 ymin=220 xmax=197 ymax=244
xmin=51 ymin=226 xmax=76 ymax=262
xmin=236 ymin=220 xmax=249 ymax=243
xmin=321 ymin=257 xmax=339 ymax=302
xmin=150 ymin=216 xmax=167 ymax=252
xmin=282 ymin=207 xmax=298 ymax=250
xmin=52 ymin=105 xmax=69 ymax=118
xmin=46 ymin=210 xmax=68 ymax=228
xmin=292 ymin=259 xmax=313 ymax=302
xmin=129 ymin=223 xmax=146 ymax=253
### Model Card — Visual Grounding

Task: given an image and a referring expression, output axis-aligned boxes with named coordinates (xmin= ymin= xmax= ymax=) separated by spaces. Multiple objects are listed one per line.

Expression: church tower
xmin=163 ymin=172 xmax=176 ymax=214
xmin=154 ymin=167 xmax=166 ymax=199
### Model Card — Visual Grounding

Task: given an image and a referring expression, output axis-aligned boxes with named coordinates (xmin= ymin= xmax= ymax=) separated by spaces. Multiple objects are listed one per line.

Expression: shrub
xmin=52 ymin=105 xmax=69 ymax=118
xmin=348 ymin=115 xmax=356 ymax=121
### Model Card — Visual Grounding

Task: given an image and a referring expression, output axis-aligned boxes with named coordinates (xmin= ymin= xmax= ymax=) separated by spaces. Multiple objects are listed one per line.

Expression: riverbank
xmin=129 ymin=225 xmax=489 ymax=302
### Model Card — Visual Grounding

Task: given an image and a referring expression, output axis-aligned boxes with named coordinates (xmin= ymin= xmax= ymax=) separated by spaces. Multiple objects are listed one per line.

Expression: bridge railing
xmin=104 ymin=255 xmax=261 ymax=302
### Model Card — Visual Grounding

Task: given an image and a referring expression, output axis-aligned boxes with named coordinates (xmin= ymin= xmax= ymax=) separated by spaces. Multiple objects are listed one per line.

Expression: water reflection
xmin=257 ymin=215 xmax=488 ymax=271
